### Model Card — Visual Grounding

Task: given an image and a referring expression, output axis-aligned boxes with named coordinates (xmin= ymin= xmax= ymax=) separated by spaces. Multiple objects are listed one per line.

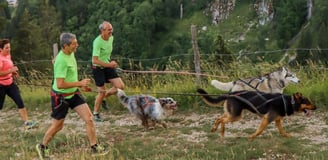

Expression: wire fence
xmin=13 ymin=47 xmax=328 ymax=65
xmin=12 ymin=48 xmax=328 ymax=90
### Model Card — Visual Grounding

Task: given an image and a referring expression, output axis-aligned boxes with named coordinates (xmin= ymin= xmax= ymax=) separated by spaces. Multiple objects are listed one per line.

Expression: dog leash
xmin=238 ymin=78 xmax=268 ymax=101
xmin=238 ymin=77 xmax=264 ymax=92
xmin=282 ymin=95 xmax=288 ymax=116
xmin=229 ymin=95 xmax=262 ymax=116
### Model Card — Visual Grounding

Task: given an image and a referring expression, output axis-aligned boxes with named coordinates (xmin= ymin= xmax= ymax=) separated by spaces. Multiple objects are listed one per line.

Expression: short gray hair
xmin=59 ymin=32 xmax=76 ymax=48
xmin=99 ymin=21 xmax=110 ymax=30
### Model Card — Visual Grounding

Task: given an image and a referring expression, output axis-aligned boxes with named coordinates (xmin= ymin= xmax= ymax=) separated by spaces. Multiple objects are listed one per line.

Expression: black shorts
xmin=51 ymin=93 xmax=86 ymax=120
xmin=92 ymin=66 xmax=120 ymax=87
xmin=0 ymin=83 xmax=24 ymax=110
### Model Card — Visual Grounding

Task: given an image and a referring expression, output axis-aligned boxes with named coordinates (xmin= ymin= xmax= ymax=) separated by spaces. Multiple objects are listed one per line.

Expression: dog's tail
xmin=116 ymin=89 xmax=129 ymax=105
xmin=211 ymin=80 xmax=233 ymax=91
xmin=197 ymin=88 xmax=228 ymax=107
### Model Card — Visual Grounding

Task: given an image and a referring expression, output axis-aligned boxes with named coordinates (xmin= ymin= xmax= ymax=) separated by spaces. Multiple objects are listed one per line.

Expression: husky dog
xmin=211 ymin=67 xmax=300 ymax=94
xmin=117 ymin=89 xmax=177 ymax=129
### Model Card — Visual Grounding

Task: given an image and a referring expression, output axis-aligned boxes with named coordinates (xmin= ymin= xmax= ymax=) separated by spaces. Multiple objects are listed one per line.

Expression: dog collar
xmin=290 ymin=95 xmax=298 ymax=113
xmin=291 ymin=95 xmax=295 ymax=105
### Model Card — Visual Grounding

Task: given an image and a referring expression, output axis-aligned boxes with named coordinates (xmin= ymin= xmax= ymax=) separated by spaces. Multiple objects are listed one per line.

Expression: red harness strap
xmin=50 ymin=90 xmax=80 ymax=108
xmin=136 ymin=96 xmax=155 ymax=110
xmin=50 ymin=90 xmax=80 ymax=97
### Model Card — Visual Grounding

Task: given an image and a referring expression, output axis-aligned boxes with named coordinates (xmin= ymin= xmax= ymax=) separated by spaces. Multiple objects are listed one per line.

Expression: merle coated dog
xmin=117 ymin=89 xmax=177 ymax=129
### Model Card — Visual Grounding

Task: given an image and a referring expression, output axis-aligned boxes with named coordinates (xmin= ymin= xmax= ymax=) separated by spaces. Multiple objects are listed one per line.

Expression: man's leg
xmin=74 ymin=103 xmax=107 ymax=154
xmin=93 ymin=86 xmax=106 ymax=122
xmin=36 ymin=118 xmax=64 ymax=159
xmin=74 ymin=103 xmax=97 ymax=145
xmin=101 ymin=77 xmax=124 ymax=114
xmin=42 ymin=119 xmax=65 ymax=146
xmin=105 ymin=78 xmax=125 ymax=97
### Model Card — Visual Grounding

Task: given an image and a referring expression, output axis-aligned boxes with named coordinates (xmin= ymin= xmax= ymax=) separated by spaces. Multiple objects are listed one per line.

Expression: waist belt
xmin=50 ymin=90 xmax=80 ymax=97
xmin=92 ymin=65 xmax=104 ymax=69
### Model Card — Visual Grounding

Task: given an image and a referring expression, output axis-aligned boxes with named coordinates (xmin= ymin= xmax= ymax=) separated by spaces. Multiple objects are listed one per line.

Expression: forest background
xmin=1 ymin=0 xmax=328 ymax=70
xmin=1 ymin=0 xmax=328 ymax=105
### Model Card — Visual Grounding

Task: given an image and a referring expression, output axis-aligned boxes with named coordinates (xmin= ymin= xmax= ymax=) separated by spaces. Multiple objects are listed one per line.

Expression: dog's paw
xmin=211 ymin=127 xmax=217 ymax=132
xmin=162 ymin=123 xmax=167 ymax=129
xmin=281 ymin=133 xmax=292 ymax=137
xmin=247 ymin=136 xmax=255 ymax=141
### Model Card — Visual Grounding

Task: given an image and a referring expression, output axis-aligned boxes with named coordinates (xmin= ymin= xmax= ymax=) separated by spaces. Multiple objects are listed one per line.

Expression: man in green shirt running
xmin=91 ymin=21 xmax=125 ymax=122
xmin=36 ymin=33 xmax=107 ymax=159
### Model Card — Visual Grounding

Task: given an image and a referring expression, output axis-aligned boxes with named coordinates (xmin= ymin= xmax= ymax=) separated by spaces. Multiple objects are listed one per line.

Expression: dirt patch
xmin=88 ymin=110 xmax=328 ymax=146
xmin=0 ymin=107 xmax=327 ymax=160
xmin=1 ymin=109 xmax=327 ymax=149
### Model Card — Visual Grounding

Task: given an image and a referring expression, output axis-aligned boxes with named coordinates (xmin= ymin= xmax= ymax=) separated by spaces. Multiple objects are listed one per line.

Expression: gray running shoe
xmin=102 ymin=100 xmax=109 ymax=110
xmin=93 ymin=113 xmax=104 ymax=122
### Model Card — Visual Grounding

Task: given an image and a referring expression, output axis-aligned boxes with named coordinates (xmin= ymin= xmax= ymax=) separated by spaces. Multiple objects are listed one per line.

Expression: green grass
xmin=1 ymin=61 xmax=328 ymax=159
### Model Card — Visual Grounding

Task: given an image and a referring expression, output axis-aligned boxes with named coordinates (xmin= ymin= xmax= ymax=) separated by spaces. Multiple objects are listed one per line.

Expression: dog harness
xmin=136 ymin=96 xmax=157 ymax=115
xmin=238 ymin=77 xmax=265 ymax=92
xmin=238 ymin=74 xmax=286 ymax=93
xmin=230 ymin=92 xmax=297 ymax=116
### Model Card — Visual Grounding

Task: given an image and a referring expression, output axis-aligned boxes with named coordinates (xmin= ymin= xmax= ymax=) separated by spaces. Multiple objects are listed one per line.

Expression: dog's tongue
xmin=171 ymin=104 xmax=178 ymax=110
xmin=304 ymin=109 xmax=312 ymax=117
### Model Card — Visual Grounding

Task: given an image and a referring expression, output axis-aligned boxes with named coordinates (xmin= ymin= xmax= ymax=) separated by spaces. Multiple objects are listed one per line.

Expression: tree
xmin=0 ymin=0 xmax=10 ymax=37
xmin=39 ymin=0 xmax=61 ymax=49
xmin=211 ymin=35 xmax=233 ymax=65
xmin=273 ymin=0 xmax=308 ymax=48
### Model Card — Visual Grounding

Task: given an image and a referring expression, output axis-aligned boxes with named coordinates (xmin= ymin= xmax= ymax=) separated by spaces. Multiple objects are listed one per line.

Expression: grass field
xmin=1 ymin=81 xmax=328 ymax=160
xmin=1 ymin=61 xmax=328 ymax=159
xmin=0 ymin=99 xmax=327 ymax=160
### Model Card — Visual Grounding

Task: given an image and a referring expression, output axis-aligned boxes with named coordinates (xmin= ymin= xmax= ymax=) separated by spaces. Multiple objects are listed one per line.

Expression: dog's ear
xmin=282 ymin=67 xmax=287 ymax=75
xmin=158 ymin=98 xmax=165 ymax=105
xmin=293 ymin=92 xmax=302 ymax=102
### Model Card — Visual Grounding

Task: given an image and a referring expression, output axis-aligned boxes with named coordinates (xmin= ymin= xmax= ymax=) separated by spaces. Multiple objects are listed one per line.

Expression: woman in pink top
xmin=0 ymin=39 xmax=37 ymax=130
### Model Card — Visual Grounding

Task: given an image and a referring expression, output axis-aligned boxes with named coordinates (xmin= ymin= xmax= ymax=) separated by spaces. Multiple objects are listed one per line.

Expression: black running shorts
xmin=51 ymin=94 xmax=85 ymax=120
xmin=91 ymin=66 xmax=119 ymax=87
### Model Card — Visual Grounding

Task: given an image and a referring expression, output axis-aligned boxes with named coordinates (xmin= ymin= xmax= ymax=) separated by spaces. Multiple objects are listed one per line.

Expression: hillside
xmin=0 ymin=0 xmax=327 ymax=69
xmin=169 ymin=0 xmax=327 ymax=66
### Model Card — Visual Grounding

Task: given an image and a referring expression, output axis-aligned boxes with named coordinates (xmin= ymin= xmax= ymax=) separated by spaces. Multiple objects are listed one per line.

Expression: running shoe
xmin=93 ymin=113 xmax=104 ymax=122
xmin=36 ymin=144 xmax=50 ymax=160
xmin=91 ymin=144 xmax=109 ymax=157
xmin=102 ymin=100 xmax=109 ymax=110
xmin=24 ymin=120 xmax=38 ymax=130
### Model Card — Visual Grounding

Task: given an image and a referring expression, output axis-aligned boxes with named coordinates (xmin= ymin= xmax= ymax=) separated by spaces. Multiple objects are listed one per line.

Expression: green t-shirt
xmin=92 ymin=35 xmax=114 ymax=66
xmin=52 ymin=51 xmax=78 ymax=96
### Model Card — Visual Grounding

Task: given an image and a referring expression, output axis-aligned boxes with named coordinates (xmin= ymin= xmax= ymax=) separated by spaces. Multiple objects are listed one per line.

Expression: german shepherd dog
xmin=197 ymin=88 xmax=316 ymax=140
xmin=211 ymin=67 xmax=300 ymax=94
xmin=117 ymin=89 xmax=177 ymax=129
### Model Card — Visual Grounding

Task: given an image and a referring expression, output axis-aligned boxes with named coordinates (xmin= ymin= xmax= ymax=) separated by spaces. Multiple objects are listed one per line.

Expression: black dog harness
xmin=238 ymin=73 xmax=286 ymax=94
xmin=229 ymin=92 xmax=296 ymax=116
xmin=238 ymin=77 xmax=265 ymax=92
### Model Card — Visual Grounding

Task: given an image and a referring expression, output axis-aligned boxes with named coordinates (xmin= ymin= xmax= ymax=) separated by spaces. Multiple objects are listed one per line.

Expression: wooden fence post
xmin=180 ymin=3 xmax=183 ymax=19
xmin=52 ymin=43 xmax=58 ymax=64
xmin=191 ymin=24 xmax=201 ymax=86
